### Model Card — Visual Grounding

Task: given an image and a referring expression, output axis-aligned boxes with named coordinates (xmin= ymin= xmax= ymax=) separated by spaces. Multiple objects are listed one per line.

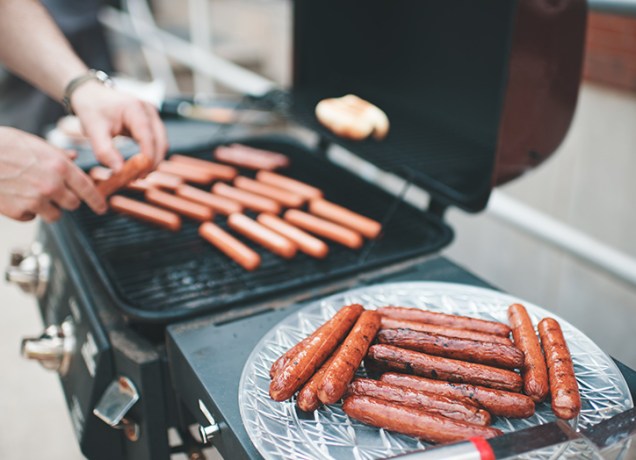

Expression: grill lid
xmin=289 ymin=0 xmax=586 ymax=212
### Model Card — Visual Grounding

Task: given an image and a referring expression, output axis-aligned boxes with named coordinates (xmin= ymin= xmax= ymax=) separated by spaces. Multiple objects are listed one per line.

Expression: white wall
xmin=445 ymin=83 xmax=636 ymax=368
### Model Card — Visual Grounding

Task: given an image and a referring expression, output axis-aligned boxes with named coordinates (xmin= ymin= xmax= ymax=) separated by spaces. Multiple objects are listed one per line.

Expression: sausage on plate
xmin=348 ymin=378 xmax=490 ymax=426
xmin=378 ymin=306 xmax=511 ymax=337
xmin=367 ymin=344 xmax=522 ymax=392
xmin=376 ymin=328 xmax=524 ymax=369
xmin=380 ymin=317 xmax=513 ymax=345
xmin=538 ymin=318 xmax=580 ymax=419
xmin=508 ymin=304 xmax=549 ymax=402
xmin=317 ymin=310 xmax=381 ymax=404
xmin=379 ymin=372 xmax=535 ymax=418
xmin=297 ymin=344 xmax=342 ymax=412
xmin=342 ymin=395 xmax=502 ymax=444
xmin=269 ymin=304 xmax=364 ymax=401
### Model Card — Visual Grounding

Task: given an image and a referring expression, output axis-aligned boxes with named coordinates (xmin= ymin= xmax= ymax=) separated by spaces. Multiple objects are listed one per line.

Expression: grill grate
xmin=62 ymin=136 xmax=452 ymax=322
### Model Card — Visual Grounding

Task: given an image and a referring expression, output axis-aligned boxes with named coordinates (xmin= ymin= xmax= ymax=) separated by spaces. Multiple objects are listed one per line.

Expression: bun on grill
xmin=315 ymin=94 xmax=389 ymax=141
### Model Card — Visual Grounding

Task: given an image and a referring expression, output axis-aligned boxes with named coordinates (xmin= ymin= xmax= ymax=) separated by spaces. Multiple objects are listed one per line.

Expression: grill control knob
xmin=21 ymin=317 xmax=75 ymax=375
xmin=5 ymin=242 xmax=51 ymax=298
xmin=94 ymin=377 xmax=140 ymax=442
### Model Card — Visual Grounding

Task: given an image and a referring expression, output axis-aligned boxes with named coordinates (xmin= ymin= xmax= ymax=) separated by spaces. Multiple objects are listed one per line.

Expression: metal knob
xmin=21 ymin=317 xmax=75 ymax=375
xmin=94 ymin=377 xmax=141 ymax=442
xmin=198 ymin=400 xmax=220 ymax=444
xmin=5 ymin=242 xmax=51 ymax=298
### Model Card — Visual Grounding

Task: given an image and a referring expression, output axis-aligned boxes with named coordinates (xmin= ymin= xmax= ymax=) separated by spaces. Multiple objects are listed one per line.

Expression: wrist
xmin=62 ymin=69 xmax=113 ymax=115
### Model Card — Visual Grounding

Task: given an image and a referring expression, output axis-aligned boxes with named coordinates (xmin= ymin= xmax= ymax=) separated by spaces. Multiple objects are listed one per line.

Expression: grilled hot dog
xmin=256 ymin=171 xmax=323 ymax=200
xmin=378 ymin=306 xmax=511 ymax=337
xmin=235 ymin=176 xmax=305 ymax=208
xmin=110 ymin=195 xmax=181 ymax=231
xmin=538 ymin=318 xmax=580 ymax=420
xmin=380 ymin=317 xmax=513 ymax=345
xmin=228 ymin=214 xmax=296 ymax=259
xmin=145 ymin=189 xmax=213 ymax=222
xmin=257 ymin=213 xmax=328 ymax=259
xmin=269 ymin=304 xmax=364 ymax=401
xmin=380 ymin=372 xmax=535 ymax=418
xmin=284 ymin=209 xmax=363 ymax=250
xmin=309 ymin=199 xmax=381 ymax=239
xmin=342 ymin=395 xmax=502 ymax=444
xmin=367 ymin=344 xmax=522 ymax=392
xmin=348 ymin=378 xmax=490 ymax=426
xmin=508 ymin=304 xmax=549 ymax=402
xmin=98 ymin=154 xmax=152 ymax=197
xmin=170 ymin=154 xmax=237 ymax=180
xmin=213 ymin=183 xmax=281 ymax=215
xmin=317 ymin=310 xmax=381 ymax=404
xmin=199 ymin=222 xmax=260 ymax=271
xmin=176 ymin=184 xmax=243 ymax=215
xmin=376 ymin=328 xmax=524 ymax=369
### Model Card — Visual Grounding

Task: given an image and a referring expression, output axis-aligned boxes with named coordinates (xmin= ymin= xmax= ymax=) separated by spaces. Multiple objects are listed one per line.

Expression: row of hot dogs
xmin=88 ymin=145 xmax=383 ymax=271
xmin=268 ymin=303 xmax=581 ymax=445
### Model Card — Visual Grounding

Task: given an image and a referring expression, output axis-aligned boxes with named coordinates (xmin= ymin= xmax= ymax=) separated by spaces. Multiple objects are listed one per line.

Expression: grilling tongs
xmin=386 ymin=406 xmax=636 ymax=460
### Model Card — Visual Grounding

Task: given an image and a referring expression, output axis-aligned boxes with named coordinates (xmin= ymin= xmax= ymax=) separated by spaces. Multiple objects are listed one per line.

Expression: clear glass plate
xmin=238 ymin=282 xmax=634 ymax=459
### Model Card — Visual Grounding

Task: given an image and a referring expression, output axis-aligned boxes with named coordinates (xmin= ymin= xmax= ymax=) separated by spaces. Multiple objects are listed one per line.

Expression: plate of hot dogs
xmin=238 ymin=282 xmax=633 ymax=460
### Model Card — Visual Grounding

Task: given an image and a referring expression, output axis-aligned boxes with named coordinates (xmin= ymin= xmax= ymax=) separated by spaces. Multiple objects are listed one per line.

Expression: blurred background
xmin=1 ymin=0 xmax=635 ymax=458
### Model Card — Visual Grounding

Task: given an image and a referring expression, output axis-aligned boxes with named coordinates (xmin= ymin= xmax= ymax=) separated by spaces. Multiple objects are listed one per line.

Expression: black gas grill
xmin=62 ymin=136 xmax=451 ymax=322
xmin=8 ymin=1 xmax=630 ymax=459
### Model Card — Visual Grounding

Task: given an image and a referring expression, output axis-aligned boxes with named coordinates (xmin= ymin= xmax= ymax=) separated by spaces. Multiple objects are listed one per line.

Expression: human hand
xmin=0 ymin=127 xmax=107 ymax=222
xmin=71 ymin=81 xmax=168 ymax=172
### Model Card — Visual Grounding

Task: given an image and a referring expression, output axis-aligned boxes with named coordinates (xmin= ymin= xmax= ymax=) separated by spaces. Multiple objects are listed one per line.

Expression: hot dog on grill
xmin=284 ymin=209 xmax=363 ymax=250
xmin=157 ymin=161 xmax=215 ymax=185
xmin=538 ymin=318 xmax=581 ymax=420
xmin=317 ymin=310 xmax=381 ymax=404
xmin=199 ymin=222 xmax=260 ymax=271
xmin=348 ymin=378 xmax=490 ymax=426
xmin=508 ymin=304 xmax=549 ymax=402
xmin=379 ymin=372 xmax=535 ymax=418
xmin=110 ymin=195 xmax=181 ymax=231
xmin=145 ymin=171 xmax=184 ymax=190
xmin=212 ymin=183 xmax=281 ymax=215
xmin=98 ymin=154 xmax=152 ymax=197
xmin=367 ymin=344 xmax=522 ymax=392
xmin=170 ymin=154 xmax=238 ymax=180
xmin=342 ymin=395 xmax=502 ymax=444
xmin=234 ymin=176 xmax=305 ymax=208
xmin=378 ymin=306 xmax=511 ymax=337
xmin=309 ymin=198 xmax=382 ymax=239
xmin=376 ymin=328 xmax=524 ymax=370
xmin=380 ymin=317 xmax=513 ymax=345
xmin=214 ymin=144 xmax=290 ymax=170
xmin=176 ymin=184 xmax=243 ymax=215
xmin=269 ymin=304 xmax=364 ymax=401
xmin=145 ymin=189 xmax=213 ymax=222
xmin=257 ymin=213 xmax=329 ymax=259
xmin=256 ymin=171 xmax=323 ymax=200
xmin=227 ymin=214 xmax=296 ymax=259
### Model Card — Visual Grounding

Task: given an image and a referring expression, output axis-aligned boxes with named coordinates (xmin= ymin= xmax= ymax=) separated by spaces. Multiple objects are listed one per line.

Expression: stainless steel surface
xmin=198 ymin=399 xmax=220 ymax=444
xmin=239 ymin=282 xmax=634 ymax=460
xmin=21 ymin=317 xmax=75 ymax=375
xmin=5 ymin=242 xmax=50 ymax=298
xmin=93 ymin=376 xmax=140 ymax=440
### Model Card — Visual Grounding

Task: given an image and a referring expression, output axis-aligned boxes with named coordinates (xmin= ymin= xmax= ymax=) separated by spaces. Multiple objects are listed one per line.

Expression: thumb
xmin=84 ymin=120 xmax=124 ymax=172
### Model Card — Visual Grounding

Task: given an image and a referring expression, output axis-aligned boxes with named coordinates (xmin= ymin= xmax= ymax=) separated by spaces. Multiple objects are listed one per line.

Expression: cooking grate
xmin=61 ymin=136 xmax=452 ymax=322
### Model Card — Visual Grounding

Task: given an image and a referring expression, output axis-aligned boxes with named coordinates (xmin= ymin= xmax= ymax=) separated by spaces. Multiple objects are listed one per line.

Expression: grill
xmin=7 ymin=1 xmax=624 ymax=460
xmin=61 ymin=135 xmax=451 ymax=322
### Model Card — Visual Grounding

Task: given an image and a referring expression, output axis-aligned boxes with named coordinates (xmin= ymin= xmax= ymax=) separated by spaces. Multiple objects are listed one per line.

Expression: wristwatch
xmin=62 ymin=69 xmax=113 ymax=115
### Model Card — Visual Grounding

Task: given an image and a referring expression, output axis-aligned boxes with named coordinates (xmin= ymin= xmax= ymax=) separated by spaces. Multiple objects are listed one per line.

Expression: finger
xmin=64 ymin=149 xmax=78 ymax=160
xmin=144 ymin=103 xmax=168 ymax=167
xmin=36 ymin=201 xmax=62 ymax=223
xmin=64 ymin=162 xmax=108 ymax=214
xmin=123 ymin=103 xmax=155 ymax=170
xmin=52 ymin=186 xmax=81 ymax=211
xmin=83 ymin=119 xmax=125 ymax=172
xmin=17 ymin=212 xmax=36 ymax=222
